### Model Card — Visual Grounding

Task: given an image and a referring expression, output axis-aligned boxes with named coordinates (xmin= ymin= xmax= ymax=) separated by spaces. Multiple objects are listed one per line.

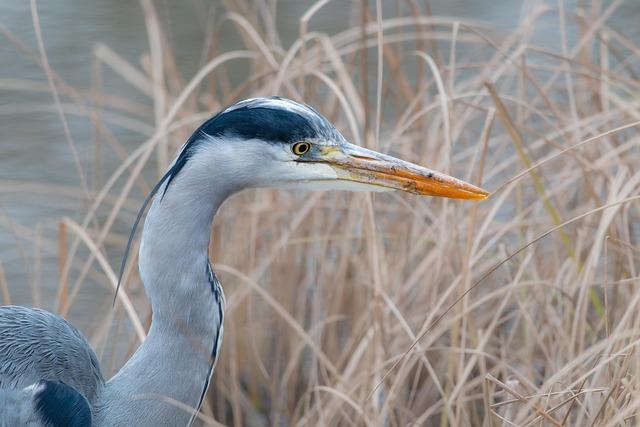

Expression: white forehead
xmin=223 ymin=97 xmax=317 ymax=118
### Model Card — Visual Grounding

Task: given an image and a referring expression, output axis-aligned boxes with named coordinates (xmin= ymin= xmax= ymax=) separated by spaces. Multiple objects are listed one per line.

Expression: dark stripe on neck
xmin=188 ymin=263 xmax=224 ymax=426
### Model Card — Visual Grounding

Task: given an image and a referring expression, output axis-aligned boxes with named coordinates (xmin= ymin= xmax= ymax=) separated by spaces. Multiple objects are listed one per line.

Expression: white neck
xmin=95 ymin=146 xmax=232 ymax=426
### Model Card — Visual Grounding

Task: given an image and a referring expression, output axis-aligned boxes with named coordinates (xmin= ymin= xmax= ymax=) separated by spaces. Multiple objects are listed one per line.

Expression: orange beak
xmin=306 ymin=142 xmax=489 ymax=200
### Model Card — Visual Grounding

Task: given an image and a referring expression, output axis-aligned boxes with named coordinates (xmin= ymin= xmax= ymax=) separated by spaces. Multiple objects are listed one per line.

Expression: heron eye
xmin=292 ymin=141 xmax=311 ymax=156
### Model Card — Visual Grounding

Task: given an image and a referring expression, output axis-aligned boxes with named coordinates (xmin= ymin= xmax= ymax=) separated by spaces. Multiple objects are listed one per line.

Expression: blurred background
xmin=1 ymin=0 xmax=640 ymax=425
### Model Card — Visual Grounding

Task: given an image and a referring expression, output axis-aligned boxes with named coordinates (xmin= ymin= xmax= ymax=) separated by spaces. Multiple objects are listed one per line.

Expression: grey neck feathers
xmin=95 ymin=145 xmax=231 ymax=426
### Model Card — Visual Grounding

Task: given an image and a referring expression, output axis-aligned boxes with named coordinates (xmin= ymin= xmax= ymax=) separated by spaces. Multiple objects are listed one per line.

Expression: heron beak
xmin=309 ymin=143 xmax=489 ymax=200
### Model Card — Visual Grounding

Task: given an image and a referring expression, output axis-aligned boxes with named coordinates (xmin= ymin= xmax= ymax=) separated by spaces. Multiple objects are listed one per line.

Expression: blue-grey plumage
xmin=0 ymin=380 xmax=91 ymax=427
xmin=0 ymin=306 xmax=103 ymax=401
xmin=0 ymin=97 xmax=488 ymax=426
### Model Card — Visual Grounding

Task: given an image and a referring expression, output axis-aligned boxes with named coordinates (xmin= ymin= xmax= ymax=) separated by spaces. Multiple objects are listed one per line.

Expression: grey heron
xmin=0 ymin=97 xmax=488 ymax=426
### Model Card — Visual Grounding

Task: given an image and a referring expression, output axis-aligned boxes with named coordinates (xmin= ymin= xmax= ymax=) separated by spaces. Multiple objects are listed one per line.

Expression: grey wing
xmin=0 ymin=306 xmax=105 ymax=405
xmin=0 ymin=380 xmax=92 ymax=427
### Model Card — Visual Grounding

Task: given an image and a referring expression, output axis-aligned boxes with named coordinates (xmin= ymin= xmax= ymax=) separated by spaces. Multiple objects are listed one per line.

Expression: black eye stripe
xmin=163 ymin=97 xmax=344 ymax=194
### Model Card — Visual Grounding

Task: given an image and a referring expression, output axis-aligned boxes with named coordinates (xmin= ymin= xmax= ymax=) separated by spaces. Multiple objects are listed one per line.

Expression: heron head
xmin=168 ymin=97 xmax=489 ymax=200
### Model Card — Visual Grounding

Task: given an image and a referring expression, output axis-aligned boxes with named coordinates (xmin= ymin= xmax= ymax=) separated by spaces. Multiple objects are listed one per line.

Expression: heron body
xmin=0 ymin=97 xmax=487 ymax=425
xmin=0 ymin=378 xmax=91 ymax=427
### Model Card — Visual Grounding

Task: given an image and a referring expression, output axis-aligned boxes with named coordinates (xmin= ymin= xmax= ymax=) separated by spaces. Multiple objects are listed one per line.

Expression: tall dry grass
xmin=2 ymin=0 xmax=640 ymax=425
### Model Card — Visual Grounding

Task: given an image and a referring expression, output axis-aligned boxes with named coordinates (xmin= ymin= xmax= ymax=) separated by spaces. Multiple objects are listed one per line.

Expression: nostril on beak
xmin=350 ymin=154 xmax=377 ymax=161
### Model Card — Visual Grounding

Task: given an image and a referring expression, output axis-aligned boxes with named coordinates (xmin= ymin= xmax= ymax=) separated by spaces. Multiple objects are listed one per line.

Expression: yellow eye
xmin=292 ymin=141 xmax=311 ymax=156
